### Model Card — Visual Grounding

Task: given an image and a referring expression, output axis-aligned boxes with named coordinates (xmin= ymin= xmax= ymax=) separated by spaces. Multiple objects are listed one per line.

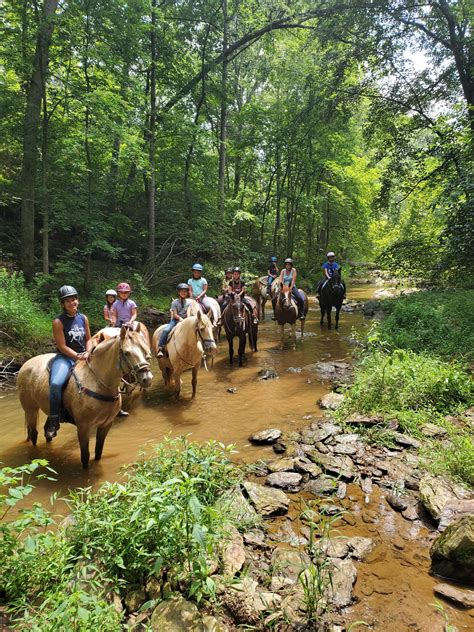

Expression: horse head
xmin=229 ymin=292 xmax=246 ymax=327
xmin=118 ymin=324 xmax=153 ymax=388
xmin=195 ymin=311 xmax=217 ymax=356
xmin=279 ymin=285 xmax=295 ymax=311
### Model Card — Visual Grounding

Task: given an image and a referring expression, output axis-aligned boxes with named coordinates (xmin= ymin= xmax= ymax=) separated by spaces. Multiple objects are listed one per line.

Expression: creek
xmin=0 ymin=284 xmax=471 ymax=630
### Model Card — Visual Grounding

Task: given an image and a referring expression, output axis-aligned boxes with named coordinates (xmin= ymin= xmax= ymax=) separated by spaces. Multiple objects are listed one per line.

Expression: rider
xmin=44 ymin=286 xmax=92 ymax=440
xmin=276 ymin=258 xmax=305 ymax=319
xmin=222 ymin=267 xmax=259 ymax=324
xmin=103 ymin=289 xmax=117 ymax=325
xmin=316 ymin=252 xmax=345 ymax=297
xmin=112 ymin=282 xmax=137 ymax=327
xmin=267 ymin=256 xmax=279 ymax=296
xmin=222 ymin=267 xmax=234 ymax=293
xmin=188 ymin=263 xmax=212 ymax=313
xmin=157 ymin=283 xmax=192 ymax=358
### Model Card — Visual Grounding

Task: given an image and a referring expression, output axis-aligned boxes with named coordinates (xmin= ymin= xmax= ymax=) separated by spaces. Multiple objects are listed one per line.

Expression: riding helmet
xmin=271 ymin=256 xmax=277 ymax=262
xmin=327 ymin=251 xmax=335 ymax=258
xmin=233 ymin=267 xmax=241 ymax=273
xmin=284 ymin=258 xmax=294 ymax=265
xmin=58 ymin=285 xmax=78 ymax=301
xmin=192 ymin=263 xmax=203 ymax=271
xmin=177 ymin=283 xmax=189 ymax=291
xmin=105 ymin=289 xmax=117 ymax=297
xmin=116 ymin=282 xmax=131 ymax=292
xmin=225 ymin=267 xmax=233 ymax=273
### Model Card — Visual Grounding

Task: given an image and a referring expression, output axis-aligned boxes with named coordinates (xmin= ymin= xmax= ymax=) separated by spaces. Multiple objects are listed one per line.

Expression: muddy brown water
xmin=0 ymin=285 xmax=472 ymax=630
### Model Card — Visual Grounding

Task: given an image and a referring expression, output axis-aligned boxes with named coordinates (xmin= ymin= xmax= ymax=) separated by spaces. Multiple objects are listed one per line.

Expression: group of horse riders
xmin=43 ymin=252 xmax=344 ymax=440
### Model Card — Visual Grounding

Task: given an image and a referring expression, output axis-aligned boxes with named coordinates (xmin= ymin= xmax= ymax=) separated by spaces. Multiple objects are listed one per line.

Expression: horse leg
xmin=95 ymin=422 xmax=113 ymax=461
xmin=25 ymin=409 xmax=39 ymax=446
xmin=327 ymin=307 xmax=332 ymax=330
xmin=191 ymin=366 xmax=198 ymax=398
xmin=300 ymin=318 xmax=305 ymax=339
xmin=77 ymin=425 xmax=91 ymax=469
xmin=335 ymin=307 xmax=341 ymax=330
xmin=320 ymin=307 xmax=324 ymax=326
xmin=252 ymin=325 xmax=258 ymax=352
xmin=238 ymin=334 xmax=246 ymax=367
xmin=227 ymin=335 xmax=234 ymax=365
xmin=292 ymin=323 xmax=296 ymax=349
xmin=280 ymin=324 xmax=285 ymax=350
xmin=261 ymin=298 xmax=265 ymax=321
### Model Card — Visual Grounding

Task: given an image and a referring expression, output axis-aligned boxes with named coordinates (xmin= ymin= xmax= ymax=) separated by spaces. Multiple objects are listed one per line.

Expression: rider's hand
xmin=77 ymin=351 xmax=89 ymax=361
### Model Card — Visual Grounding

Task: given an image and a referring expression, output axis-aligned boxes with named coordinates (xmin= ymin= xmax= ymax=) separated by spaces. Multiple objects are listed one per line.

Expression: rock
xmin=202 ymin=615 xmax=229 ymax=632
xmin=345 ymin=413 xmax=383 ymax=425
xmin=267 ymin=457 xmax=296 ymax=473
xmin=319 ymin=503 xmax=343 ymax=516
xmin=405 ymin=474 xmax=421 ymax=491
xmin=312 ymin=453 xmax=356 ymax=480
xmin=216 ymin=486 xmax=258 ymax=528
xmin=146 ymin=576 xmax=162 ymax=600
xmin=249 ymin=428 xmax=282 ymax=444
xmin=271 ymin=521 xmax=308 ymax=546
xmin=243 ymin=481 xmax=289 ymax=516
xmin=227 ymin=387 xmax=237 ymax=393
xmin=304 ymin=361 xmax=352 ymax=382
xmin=336 ymin=481 xmax=347 ymax=500
xmin=421 ymin=423 xmax=448 ymax=438
xmin=304 ymin=476 xmax=338 ymax=496
xmin=332 ymin=442 xmax=359 ymax=456
xmin=287 ymin=367 xmax=302 ymax=373
xmin=386 ymin=493 xmax=409 ymax=512
xmin=327 ymin=558 xmax=357 ymax=607
xmin=439 ymin=499 xmax=474 ymax=531
xmin=360 ymin=477 xmax=373 ymax=502
xmin=391 ymin=432 xmax=421 ymax=449
xmin=221 ymin=523 xmax=246 ymax=578
xmin=433 ymin=583 xmax=474 ymax=609
xmin=305 ymin=421 xmax=342 ymax=443
xmin=430 ymin=515 xmax=474 ymax=583
xmin=402 ymin=505 xmax=419 ymax=521
xmin=346 ymin=536 xmax=375 ymax=560
xmin=257 ymin=368 xmax=279 ymax=381
xmin=222 ymin=577 xmax=260 ymax=625
xmin=319 ymin=392 xmax=345 ymax=410
xmin=243 ymin=529 xmax=267 ymax=548
xmin=419 ymin=474 xmax=471 ymax=521
xmin=321 ymin=537 xmax=350 ymax=559
xmin=150 ymin=595 xmax=203 ymax=631
xmin=271 ymin=548 xmax=310 ymax=591
xmin=125 ymin=586 xmax=146 ymax=613
xmin=254 ymin=591 xmax=282 ymax=612
xmin=293 ymin=457 xmax=322 ymax=478
xmin=266 ymin=471 xmax=302 ymax=492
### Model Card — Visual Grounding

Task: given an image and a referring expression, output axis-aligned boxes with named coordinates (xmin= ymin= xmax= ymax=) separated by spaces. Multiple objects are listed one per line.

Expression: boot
xmin=44 ymin=415 xmax=60 ymax=441
xmin=157 ymin=347 xmax=164 ymax=358
xmin=117 ymin=409 xmax=129 ymax=417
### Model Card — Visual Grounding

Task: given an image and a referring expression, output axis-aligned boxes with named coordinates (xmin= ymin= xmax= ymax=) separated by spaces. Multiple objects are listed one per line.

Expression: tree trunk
xmin=147 ymin=0 xmax=157 ymax=270
xmin=218 ymin=0 xmax=228 ymax=215
xmin=20 ymin=0 xmax=59 ymax=282
xmin=41 ymin=92 xmax=49 ymax=274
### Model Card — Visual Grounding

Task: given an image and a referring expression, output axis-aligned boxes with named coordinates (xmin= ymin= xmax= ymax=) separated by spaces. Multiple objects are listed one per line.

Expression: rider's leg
xmin=200 ymin=296 xmax=212 ymax=313
xmin=221 ymin=295 xmax=230 ymax=312
xmin=292 ymin=287 xmax=305 ymax=319
xmin=243 ymin=297 xmax=259 ymax=324
xmin=46 ymin=354 xmax=74 ymax=439
xmin=157 ymin=320 xmax=178 ymax=357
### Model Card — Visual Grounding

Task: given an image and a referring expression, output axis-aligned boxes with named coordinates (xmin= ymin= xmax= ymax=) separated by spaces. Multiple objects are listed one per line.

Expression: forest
xmin=0 ymin=0 xmax=472 ymax=295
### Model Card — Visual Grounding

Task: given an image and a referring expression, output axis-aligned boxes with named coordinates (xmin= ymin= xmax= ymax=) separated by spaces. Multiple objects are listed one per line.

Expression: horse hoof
xmin=46 ymin=436 xmax=53 ymax=443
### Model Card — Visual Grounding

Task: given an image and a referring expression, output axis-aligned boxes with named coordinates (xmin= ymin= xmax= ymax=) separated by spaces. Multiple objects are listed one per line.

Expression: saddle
xmin=47 ymin=355 xmax=76 ymax=425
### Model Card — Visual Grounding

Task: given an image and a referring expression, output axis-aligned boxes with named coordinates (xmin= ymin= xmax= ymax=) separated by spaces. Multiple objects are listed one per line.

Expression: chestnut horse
xmin=152 ymin=312 xmax=217 ymax=398
xmin=273 ymin=284 xmax=309 ymax=349
xmin=222 ymin=292 xmax=258 ymax=366
xmin=17 ymin=326 xmax=153 ymax=468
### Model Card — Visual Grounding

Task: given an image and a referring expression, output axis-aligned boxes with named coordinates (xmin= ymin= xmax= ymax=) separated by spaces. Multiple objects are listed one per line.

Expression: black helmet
xmin=233 ymin=267 xmax=241 ymax=273
xmin=58 ymin=285 xmax=78 ymax=301
xmin=284 ymin=258 xmax=294 ymax=265
xmin=176 ymin=283 xmax=189 ymax=291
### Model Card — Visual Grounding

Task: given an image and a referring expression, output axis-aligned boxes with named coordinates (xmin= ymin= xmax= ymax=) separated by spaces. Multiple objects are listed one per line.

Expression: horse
xmin=188 ymin=297 xmax=221 ymax=341
xmin=273 ymin=284 xmax=309 ymax=349
xmin=91 ymin=322 xmax=151 ymax=410
xmin=17 ymin=325 xmax=153 ymax=469
xmin=152 ymin=312 xmax=217 ymax=398
xmin=318 ymin=269 xmax=345 ymax=330
xmin=221 ymin=292 xmax=258 ymax=366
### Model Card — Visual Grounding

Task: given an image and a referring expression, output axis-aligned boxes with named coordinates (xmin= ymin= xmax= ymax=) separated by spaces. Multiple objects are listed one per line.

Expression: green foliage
xmin=0 ymin=269 xmax=51 ymax=354
xmin=377 ymin=290 xmax=474 ymax=361
xmin=422 ymin=434 xmax=474 ymax=488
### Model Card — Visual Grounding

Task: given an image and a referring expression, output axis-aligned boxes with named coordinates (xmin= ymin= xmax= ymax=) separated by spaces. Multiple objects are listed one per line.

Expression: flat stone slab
xmin=304 ymin=476 xmax=338 ymax=496
xmin=151 ymin=595 xmax=202 ymax=631
xmin=434 ymin=583 xmax=474 ymax=609
xmin=267 ymin=457 xmax=297 ymax=473
xmin=271 ymin=548 xmax=310 ymax=591
xmin=312 ymin=453 xmax=356 ymax=480
xmin=249 ymin=428 xmax=282 ymax=444
xmin=266 ymin=471 xmax=302 ymax=492
xmin=319 ymin=392 xmax=345 ymax=410
xmin=419 ymin=474 xmax=471 ymax=521
xmin=243 ymin=481 xmax=289 ymax=516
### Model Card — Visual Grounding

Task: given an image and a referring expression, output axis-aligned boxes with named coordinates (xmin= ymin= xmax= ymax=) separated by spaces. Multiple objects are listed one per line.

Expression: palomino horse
xmin=91 ymin=322 xmax=151 ymax=410
xmin=274 ymin=285 xmax=309 ymax=349
xmin=222 ymin=292 xmax=258 ymax=366
xmin=188 ymin=298 xmax=221 ymax=341
xmin=17 ymin=326 xmax=153 ymax=468
xmin=152 ymin=312 xmax=217 ymax=398
xmin=319 ymin=269 xmax=345 ymax=330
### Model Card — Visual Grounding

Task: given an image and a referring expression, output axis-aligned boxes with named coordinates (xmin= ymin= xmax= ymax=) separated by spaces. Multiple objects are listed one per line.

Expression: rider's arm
xmin=103 ymin=306 xmax=111 ymax=323
xmin=197 ymin=282 xmax=208 ymax=300
xmin=171 ymin=308 xmax=183 ymax=321
xmin=52 ymin=319 xmax=87 ymax=361
xmin=84 ymin=316 xmax=92 ymax=353
xmin=110 ymin=306 xmax=117 ymax=326
xmin=128 ymin=306 xmax=137 ymax=323
xmin=323 ymin=267 xmax=331 ymax=280
xmin=188 ymin=283 xmax=194 ymax=298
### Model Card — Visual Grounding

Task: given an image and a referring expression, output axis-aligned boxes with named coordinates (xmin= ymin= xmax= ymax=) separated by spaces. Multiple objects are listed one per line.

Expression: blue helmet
xmin=192 ymin=263 xmax=203 ymax=271
xmin=271 ymin=256 xmax=277 ymax=262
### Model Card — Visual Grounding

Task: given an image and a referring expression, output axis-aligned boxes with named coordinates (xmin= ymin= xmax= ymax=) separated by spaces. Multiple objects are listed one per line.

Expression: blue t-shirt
xmin=322 ymin=262 xmax=340 ymax=277
xmin=188 ymin=277 xmax=207 ymax=297
xmin=57 ymin=312 xmax=87 ymax=353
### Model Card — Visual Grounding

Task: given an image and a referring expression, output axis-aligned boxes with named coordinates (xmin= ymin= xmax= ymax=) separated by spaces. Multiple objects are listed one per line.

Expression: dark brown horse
xmin=318 ymin=269 xmax=345 ymax=330
xmin=222 ymin=293 xmax=258 ymax=366
xmin=274 ymin=285 xmax=309 ymax=349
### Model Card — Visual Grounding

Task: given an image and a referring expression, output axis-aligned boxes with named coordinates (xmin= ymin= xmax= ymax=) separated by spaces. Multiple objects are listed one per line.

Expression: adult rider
xmin=44 ymin=286 xmax=92 ymax=440
xmin=274 ymin=258 xmax=305 ymax=319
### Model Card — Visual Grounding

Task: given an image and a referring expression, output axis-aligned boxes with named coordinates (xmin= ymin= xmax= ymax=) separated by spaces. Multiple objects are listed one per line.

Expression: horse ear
xmin=120 ymin=325 xmax=127 ymax=339
xmin=135 ymin=322 xmax=141 ymax=333
xmin=197 ymin=310 xmax=202 ymax=321
xmin=98 ymin=332 xmax=105 ymax=343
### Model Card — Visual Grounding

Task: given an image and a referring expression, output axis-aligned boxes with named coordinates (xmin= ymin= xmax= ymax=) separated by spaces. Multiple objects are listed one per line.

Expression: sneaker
xmin=44 ymin=415 xmax=60 ymax=441
xmin=117 ymin=410 xmax=129 ymax=417
xmin=253 ymin=317 xmax=259 ymax=325
xmin=300 ymin=315 xmax=306 ymax=320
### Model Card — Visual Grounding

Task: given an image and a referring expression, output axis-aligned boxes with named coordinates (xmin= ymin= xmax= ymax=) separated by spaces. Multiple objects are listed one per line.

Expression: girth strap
xmin=71 ymin=369 xmax=120 ymax=402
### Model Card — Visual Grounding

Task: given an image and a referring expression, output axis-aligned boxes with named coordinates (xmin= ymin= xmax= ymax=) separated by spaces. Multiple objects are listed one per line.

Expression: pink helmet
xmin=116 ymin=282 xmax=131 ymax=292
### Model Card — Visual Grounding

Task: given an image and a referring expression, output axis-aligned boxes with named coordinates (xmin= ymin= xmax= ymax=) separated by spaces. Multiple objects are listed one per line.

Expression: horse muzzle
xmin=137 ymin=367 xmax=153 ymax=388
xmin=203 ymin=340 xmax=217 ymax=356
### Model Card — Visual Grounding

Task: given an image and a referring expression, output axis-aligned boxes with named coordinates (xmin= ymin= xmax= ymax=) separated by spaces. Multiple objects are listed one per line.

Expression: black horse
xmin=318 ymin=269 xmax=345 ymax=330
xmin=222 ymin=292 xmax=258 ymax=366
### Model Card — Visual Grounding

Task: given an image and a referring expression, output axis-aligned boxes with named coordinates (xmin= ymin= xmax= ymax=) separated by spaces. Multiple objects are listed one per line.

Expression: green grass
xmin=376 ymin=289 xmax=474 ymax=361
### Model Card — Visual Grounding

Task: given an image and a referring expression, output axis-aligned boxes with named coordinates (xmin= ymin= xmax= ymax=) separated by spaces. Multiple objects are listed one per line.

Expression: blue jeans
xmin=49 ymin=354 xmax=75 ymax=418
xmin=159 ymin=319 xmax=178 ymax=348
